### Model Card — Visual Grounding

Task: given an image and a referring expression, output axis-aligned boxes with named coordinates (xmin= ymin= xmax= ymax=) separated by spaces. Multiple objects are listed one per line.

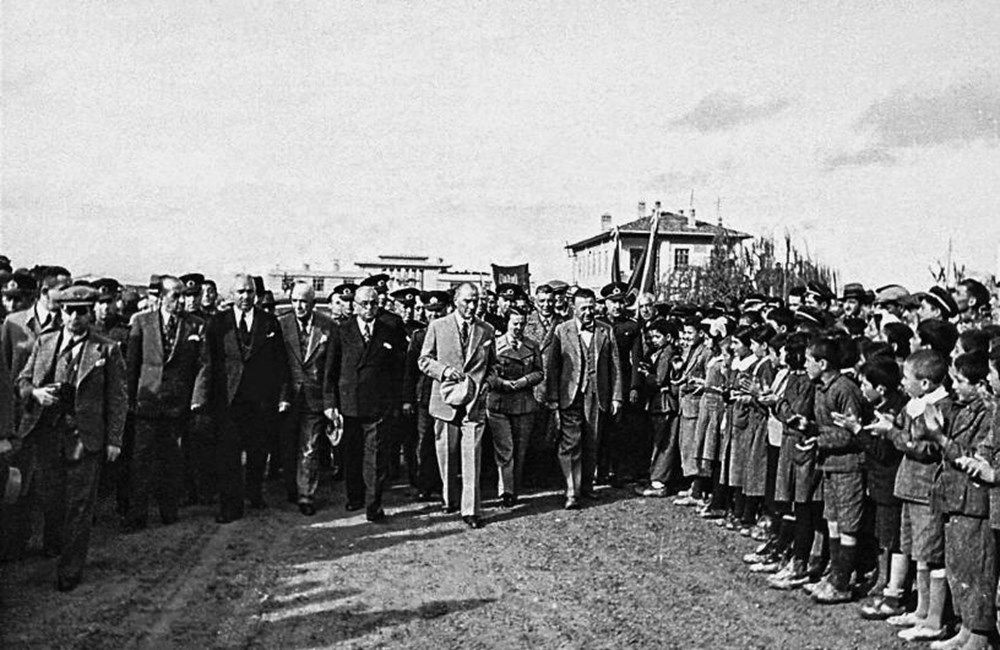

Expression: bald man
xmin=204 ymin=274 xmax=288 ymax=524
xmin=325 ymin=286 xmax=406 ymax=522
xmin=277 ymin=282 xmax=336 ymax=515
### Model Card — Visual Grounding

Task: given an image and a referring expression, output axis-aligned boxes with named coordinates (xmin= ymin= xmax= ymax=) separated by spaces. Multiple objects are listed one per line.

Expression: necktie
xmin=238 ymin=313 xmax=250 ymax=349
xmin=298 ymin=318 xmax=310 ymax=357
xmin=165 ymin=314 xmax=178 ymax=351
xmin=460 ymin=320 xmax=470 ymax=353
xmin=55 ymin=337 xmax=82 ymax=385
xmin=362 ymin=322 xmax=372 ymax=344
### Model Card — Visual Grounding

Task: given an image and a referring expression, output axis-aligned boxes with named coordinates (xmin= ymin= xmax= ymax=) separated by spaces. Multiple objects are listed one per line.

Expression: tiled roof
xmin=566 ymin=212 xmax=751 ymax=251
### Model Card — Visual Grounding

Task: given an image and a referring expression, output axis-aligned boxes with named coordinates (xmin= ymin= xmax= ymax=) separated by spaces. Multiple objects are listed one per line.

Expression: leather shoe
xmin=580 ymin=490 xmax=600 ymax=501
xmin=345 ymin=502 xmax=364 ymax=512
xmin=564 ymin=496 xmax=580 ymax=510
xmin=366 ymin=509 xmax=386 ymax=523
xmin=56 ymin=575 xmax=80 ymax=592
xmin=415 ymin=492 xmax=436 ymax=502
xmin=441 ymin=504 xmax=459 ymax=514
xmin=500 ymin=493 xmax=516 ymax=508
xmin=462 ymin=515 xmax=483 ymax=529
xmin=299 ymin=503 xmax=316 ymax=517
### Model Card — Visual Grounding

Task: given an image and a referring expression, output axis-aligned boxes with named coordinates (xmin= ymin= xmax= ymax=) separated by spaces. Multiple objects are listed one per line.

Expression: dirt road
xmin=2 ymin=477 xmax=912 ymax=649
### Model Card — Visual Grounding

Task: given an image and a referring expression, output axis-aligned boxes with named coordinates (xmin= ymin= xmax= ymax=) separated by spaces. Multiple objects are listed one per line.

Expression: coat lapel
xmin=164 ymin=315 xmax=185 ymax=364
xmin=566 ymin=320 xmax=582 ymax=367
xmin=304 ymin=318 xmax=323 ymax=363
xmin=75 ymin=337 xmax=100 ymax=388
xmin=34 ymin=334 xmax=59 ymax=386
xmin=248 ymin=308 xmax=266 ymax=357
xmin=280 ymin=315 xmax=302 ymax=363
xmin=466 ymin=319 xmax=485 ymax=365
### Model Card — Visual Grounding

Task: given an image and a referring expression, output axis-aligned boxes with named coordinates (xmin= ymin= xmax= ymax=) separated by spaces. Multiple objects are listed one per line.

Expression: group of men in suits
xmin=0 ymin=261 xmax=649 ymax=590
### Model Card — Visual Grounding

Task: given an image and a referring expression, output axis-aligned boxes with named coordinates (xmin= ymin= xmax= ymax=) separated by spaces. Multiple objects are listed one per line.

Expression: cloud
xmin=672 ymin=92 xmax=790 ymax=132
xmin=822 ymin=147 xmax=896 ymax=170
xmin=856 ymin=79 xmax=1000 ymax=147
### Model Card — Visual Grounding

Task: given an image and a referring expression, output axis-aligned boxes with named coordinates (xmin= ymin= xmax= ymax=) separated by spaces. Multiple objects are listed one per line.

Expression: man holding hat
xmin=403 ymin=290 xmax=451 ymax=501
xmin=276 ymin=281 xmax=337 ymax=516
xmin=325 ymin=285 xmax=407 ymax=522
xmin=10 ymin=284 xmax=127 ymax=590
xmin=418 ymin=282 xmax=497 ymax=528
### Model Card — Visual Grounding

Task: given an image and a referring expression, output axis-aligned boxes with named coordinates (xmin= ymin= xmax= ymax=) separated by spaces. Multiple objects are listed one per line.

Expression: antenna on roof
xmin=715 ymin=196 xmax=722 ymax=227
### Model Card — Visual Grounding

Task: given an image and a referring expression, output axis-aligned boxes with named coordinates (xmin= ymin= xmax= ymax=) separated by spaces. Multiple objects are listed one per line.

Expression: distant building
xmin=268 ymin=255 xmax=491 ymax=297
xmin=565 ymin=205 xmax=752 ymax=290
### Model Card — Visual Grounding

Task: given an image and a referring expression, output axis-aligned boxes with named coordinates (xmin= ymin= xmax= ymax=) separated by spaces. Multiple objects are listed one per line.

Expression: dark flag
xmin=492 ymin=263 xmax=530 ymax=291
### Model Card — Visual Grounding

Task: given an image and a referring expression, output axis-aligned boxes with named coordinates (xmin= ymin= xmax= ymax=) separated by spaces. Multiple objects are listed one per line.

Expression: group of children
xmin=634 ymin=296 xmax=1000 ymax=649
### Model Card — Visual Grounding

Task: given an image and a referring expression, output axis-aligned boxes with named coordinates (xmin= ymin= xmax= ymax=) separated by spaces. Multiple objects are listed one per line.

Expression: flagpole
xmin=640 ymin=209 xmax=660 ymax=295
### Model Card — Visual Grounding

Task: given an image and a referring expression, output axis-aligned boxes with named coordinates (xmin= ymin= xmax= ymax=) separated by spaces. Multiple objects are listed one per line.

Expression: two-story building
xmin=565 ymin=206 xmax=751 ymax=290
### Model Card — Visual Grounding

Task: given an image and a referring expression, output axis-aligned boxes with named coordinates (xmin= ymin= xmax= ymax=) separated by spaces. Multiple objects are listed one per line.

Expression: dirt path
xmin=2 ymin=478 xmax=914 ymax=649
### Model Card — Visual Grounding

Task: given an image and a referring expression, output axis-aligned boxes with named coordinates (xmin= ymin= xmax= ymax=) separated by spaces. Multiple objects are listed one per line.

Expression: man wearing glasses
xmin=11 ymin=285 xmax=127 ymax=591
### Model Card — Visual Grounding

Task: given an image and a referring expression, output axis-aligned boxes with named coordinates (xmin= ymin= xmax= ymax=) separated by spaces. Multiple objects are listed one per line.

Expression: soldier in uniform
xmin=402 ymin=291 xmax=450 ymax=501
xmin=486 ymin=283 xmax=523 ymax=334
xmin=179 ymin=273 xmax=207 ymax=318
xmin=597 ymin=282 xmax=641 ymax=486
xmin=389 ymin=286 xmax=423 ymax=485
xmin=200 ymin=279 xmax=219 ymax=317
xmin=123 ymin=276 xmax=209 ymax=531
xmin=523 ymin=283 xmax=565 ymax=487
xmin=11 ymin=285 xmax=127 ymax=590
xmin=2 ymin=271 xmax=38 ymax=317
xmin=330 ymin=283 xmax=358 ymax=326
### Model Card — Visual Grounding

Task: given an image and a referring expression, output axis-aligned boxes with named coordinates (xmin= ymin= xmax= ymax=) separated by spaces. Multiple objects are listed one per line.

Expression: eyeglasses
xmin=64 ymin=305 xmax=91 ymax=315
xmin=356 ymin=300 xmax=377 ymax=307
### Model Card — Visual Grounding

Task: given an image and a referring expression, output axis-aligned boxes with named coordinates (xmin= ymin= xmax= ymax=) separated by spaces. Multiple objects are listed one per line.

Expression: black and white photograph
xmin=2 ymin=2 xmax=1000 ymax=648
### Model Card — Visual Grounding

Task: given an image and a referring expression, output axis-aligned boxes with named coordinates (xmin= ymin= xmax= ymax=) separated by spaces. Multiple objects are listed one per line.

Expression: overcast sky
xmin=3 ymin=1 xmax=999 ymax=290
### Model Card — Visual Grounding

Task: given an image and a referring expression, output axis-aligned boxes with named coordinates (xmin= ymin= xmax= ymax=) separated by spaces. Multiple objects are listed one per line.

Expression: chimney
xmin=653 ymin=200 xmax=661 ymax=216
xmin=600 ymin=213 xmax=613 ymax=232
xmin=303 ymin=263 xmax=311 ymax=271
xmin=688 ymin=207 xmax=696 ymax=228
xmin=637 ymin=201 xmax=646 ymax=217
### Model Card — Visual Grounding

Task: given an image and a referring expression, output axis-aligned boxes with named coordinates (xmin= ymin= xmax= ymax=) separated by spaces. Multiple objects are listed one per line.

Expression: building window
xmin=629 ymin=248 xmax=644 ymax=271
xmin=312 ymin=277 xmax=325 ymax=293
xmin=674 ymin=248 xmax=689 ymax=269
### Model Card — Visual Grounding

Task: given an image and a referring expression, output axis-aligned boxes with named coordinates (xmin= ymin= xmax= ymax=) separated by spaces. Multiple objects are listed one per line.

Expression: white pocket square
xmin=382 ymin=342 xmax=392 ymax=350
xmin=187 ymin=335 xmax=201 ymax=341
xmin=266 ymin=332 xmax=276 ymax=338
xmin=95 ymin=359 xmax=106 ymax=367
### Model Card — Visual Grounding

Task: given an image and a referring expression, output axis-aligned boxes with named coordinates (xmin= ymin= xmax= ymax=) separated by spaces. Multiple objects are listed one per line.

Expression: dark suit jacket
xmin=17 ymin=329 xmax=128 ymax=451
xmin=204 ymin=308 xmax=287 ymax=410
xmin=640 ymin=345 xmax=678 ymax=414
xmin=544 ymin=319 xmax=623 ymax=412
xmin=126 ymin=311 xmax=210 ymax=419
xmin=325 ymin=317 xmax=406 ymax=419
xmin=403 ymin=327 xmax=432 ymax=407
xmin=278 ymin=311 xmax=336 ymax=412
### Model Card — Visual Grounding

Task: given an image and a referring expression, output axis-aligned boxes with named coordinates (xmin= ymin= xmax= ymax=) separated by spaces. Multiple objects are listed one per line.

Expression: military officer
xmin=598 ymin=282 xmax=642 ymax=486
xmin=330 ymin=283 xmax=358 ymax=325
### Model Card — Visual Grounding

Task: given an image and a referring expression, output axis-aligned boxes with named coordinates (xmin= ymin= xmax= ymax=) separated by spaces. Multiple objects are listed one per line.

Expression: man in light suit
xmin=419 ymin=282 xmax=496 ymax=529
xmin=1 ymin=266 xmax=70 ymax=381
xmin=325 ymin=285 xmax=406 ymax=522
xmin=277 ymin=282 xmax=336 ymax=516
xmin=123 ymin=276 xmax=210 ymax=531
xmin=11 ymin=285 xmax=127 ymax=590
xmin=204 ymin=274 xmax=287 ymax=524
xmin=545 ymin=287 xmax=623 ymax=509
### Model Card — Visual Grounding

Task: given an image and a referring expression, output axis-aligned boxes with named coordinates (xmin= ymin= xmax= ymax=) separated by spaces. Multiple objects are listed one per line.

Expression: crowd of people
xmin=1 ymin=255 xmax=1000 ymax=649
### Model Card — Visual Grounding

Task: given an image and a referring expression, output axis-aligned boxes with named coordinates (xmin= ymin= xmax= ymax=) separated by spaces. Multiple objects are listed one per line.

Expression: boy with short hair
xmin=921 ymin=352 xmax=995 ymax=650
xmin=841 ymin=357 xmax=907 ymax=619
xmin=800 ymin=337 xmax=866 ymax=604
xmin=867 ymin=349 xmax=954 ymax=642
